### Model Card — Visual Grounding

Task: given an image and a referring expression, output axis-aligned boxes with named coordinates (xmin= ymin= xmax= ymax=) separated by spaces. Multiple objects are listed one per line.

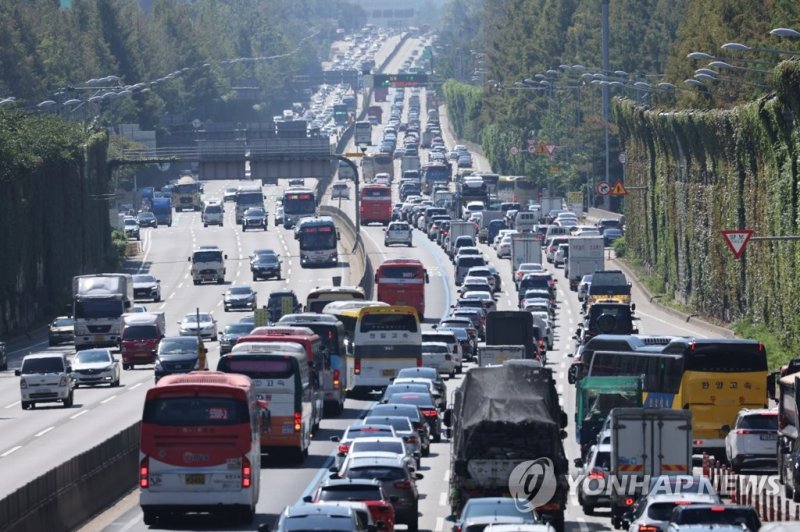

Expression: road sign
xmin=509 ymin=146 xmax=519 ymax=156
xmin=545 ymin=143 xmax=557 ymax=157
xmin=527 ymin=145 xmax=537 ymax=155
xmin=618 ymin=152 xmax=627 ymax=164
xmin=344 ymin=152 xmax=365 ymax=157
xmin=721 ymin=230 xmax=753 ymax=259
xmin=373 ymin=73 xmax=428 ymax=87
xmin=566 ymin=191 xmax=583 ymax=205
xmin=609 ymin=181 xmax=628 ymax=196
xmin=595 ymin=181 xmax=611 ymax=196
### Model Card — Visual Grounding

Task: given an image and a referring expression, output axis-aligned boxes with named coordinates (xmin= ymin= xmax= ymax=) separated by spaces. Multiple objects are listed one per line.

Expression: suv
xmin=384 ymin=221 xmax=413 ymax=247
xmin=334 ymin=455 xmax=422 ymax=531
xmin=154 ymin=336 xmax=207 ymax=382
xmin=724 ymin=408 xmax=778 ymax=472
xmin=16 ymin=353 xmax=75 ymax=409
xmin=123 ymin=217 xmax=140 ymax=240
xmin=242 ymin=207 xmax=267 ymax=231
xmin=305 ymin=478 xmax=396 ymax=532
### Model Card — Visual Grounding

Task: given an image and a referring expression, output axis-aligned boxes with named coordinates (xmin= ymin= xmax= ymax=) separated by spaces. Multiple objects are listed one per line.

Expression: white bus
xmin=354 ymin=120 xmax=373 ymax=146
xmin=139 ymin=372 xmax=262 ymax=525
xmin=349 ymin=305 xmax=422 ymax=397
xmin=234 ymin=185 xmax=265 ymax=224
xmin=295 ymin=216 xmax=339 ymax=266
xmin=282 ymin=188 xmax=316 ymax=228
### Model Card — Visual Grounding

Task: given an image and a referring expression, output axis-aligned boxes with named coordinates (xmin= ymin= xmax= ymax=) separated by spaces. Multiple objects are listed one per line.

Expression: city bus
xmin=234 ymin=185 xmax=265 ymax=224
xmin=661 ymin=338 xmax=769 ymax=454
xmin=374 ymin=259 xmax=429 ymax=319
xmin=361 ymin=153 xmax=394 ymax=182
xmin=238 ymin=328 xmax=324 ymax=428
xmin=359 ymin=184 xmax=392 ymax=225
xmin=278 ymin=313 xmax=348 ymax=415
xmin=282 ymin=188 xmax=316 ymax=228
xmin=305 ymin=286 xmax=366 ymax=313
xmin=590 ymin=338 xmax=769 ymax=454
xmin=496 ymin=175 xmax=537 ymax=204
xmin=218 ymin=342 xmax=314 ymax=462
xmin=139 ymin=371 xmax=261 ymax=525
xmin=349 ymin=305 xmax=422 ymax=396
xmin=173 ymin=175 xmax=202 ymax=212
xmin=354 ymin=120 xmax=373 ymax=145
xmin=295 ymin=216 xmax=339 ymax=266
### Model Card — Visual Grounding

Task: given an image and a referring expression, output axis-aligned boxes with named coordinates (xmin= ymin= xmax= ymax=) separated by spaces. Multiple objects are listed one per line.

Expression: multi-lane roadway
xmin=0 ymin=34 xmax=744 ymax=532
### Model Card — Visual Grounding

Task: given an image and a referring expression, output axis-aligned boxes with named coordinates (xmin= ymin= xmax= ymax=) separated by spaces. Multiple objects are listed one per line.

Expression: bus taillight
xmin=241 ymin=456 xmax=252 ymax=488
xmin=354 ymin=358 xmax=361 ymax=375
xmin=333 ymin=369 xmax=341 ymax=388
xmin=139 ymin=456 xmax=149 ymax=489
xmin=294 ymin=412 xmax=302 ymax=431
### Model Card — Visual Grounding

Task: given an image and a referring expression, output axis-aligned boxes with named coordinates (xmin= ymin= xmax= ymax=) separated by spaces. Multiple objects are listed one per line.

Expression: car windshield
xmin=370 ymin=405 xmax=421 ymax=421
xmin=138 ymin=212 xmax=154 ymax=219
xmin=255 ymin=254 xmax=278 ymax=263
xmin=647 ymin=502 xmax=681 ymax=521
xmin=347 ymin=467 xmax=406 ymax=481
xmin=246 ymin=208 xmax=264 ymax=216
xmin=228 ymin=287 xmax=252 ymax=295
xmin=224 ymin=324 xmax=253 ymax=334
xmin=423 ymin=344 xmax=449 ymax=353
xmin=123 ymin=325 xmax=158 ymax=340
xmin=465 ymin=501 xmax=533 ymax=520
xmin=124 ymin=219 xmax=137 ymax=226
xmin=385 ymin=394 xmax=434 ymax=407
xmin=184 ymin=314 xmax=212 ymax=323
xmin=159 ymin=338 xmax=198 ymax=353
xmin=52 ymin=318 xmax=74 ymax=327
xmin=75 ymin=350 xmax=111 ymax=364
xmin=21 ymin=357 xmax=64 ymax=374
xmin=350 ymin=441 xmax=405 ymax=454
xmin=133 ymin=275 xmax=156 ymax=283
xmin=318 ymin=487 xmax=382 ymax=501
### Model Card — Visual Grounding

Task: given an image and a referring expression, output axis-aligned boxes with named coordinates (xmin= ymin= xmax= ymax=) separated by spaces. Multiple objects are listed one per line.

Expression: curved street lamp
xmin=770 ymin=28 xmax=800 ymax=39
xmin=721 ymin=42 xmax=799 ymax=56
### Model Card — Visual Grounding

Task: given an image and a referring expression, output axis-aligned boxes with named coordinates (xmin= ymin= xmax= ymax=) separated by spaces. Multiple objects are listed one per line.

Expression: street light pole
xmin=602 ymin=0 xmax=611 ymax=210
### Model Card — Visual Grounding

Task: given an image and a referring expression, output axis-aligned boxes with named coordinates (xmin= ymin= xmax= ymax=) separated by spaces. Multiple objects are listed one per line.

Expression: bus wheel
xmin=293 ymin=447 xmax=307 ymax=464
xmin=238 ymin=505 xmax=255 ymax=524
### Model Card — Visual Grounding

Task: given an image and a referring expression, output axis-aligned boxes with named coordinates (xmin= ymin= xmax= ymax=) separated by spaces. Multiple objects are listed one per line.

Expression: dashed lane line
xmin=100 ymin=395 xmax=117 ymax=404
xmin=129 ymin=383 xmax=143 ymax=391
xmin=34 ymin=426 xmax=54 ymax=437
xmin=5 ymin=401 xmax=20 ymax=409
xmin=1 ymin=446 xmax=22 ymax=457
xmin=70 ymin=410 xmax=89 ymax=419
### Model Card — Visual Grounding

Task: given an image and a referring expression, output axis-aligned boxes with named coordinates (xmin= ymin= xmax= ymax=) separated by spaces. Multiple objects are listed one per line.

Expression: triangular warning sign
xmin=721 ymin=230 xmax=753 ymax=259
xmin=545 ymin=143 xmax=557 ymax=157
xmin=609 ymin=181 xmax=627 ymax=196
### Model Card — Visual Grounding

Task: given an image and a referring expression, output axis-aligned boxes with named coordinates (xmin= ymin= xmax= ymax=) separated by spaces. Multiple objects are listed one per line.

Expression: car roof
xmin=23 ymin=352 xmax=67 ymax=361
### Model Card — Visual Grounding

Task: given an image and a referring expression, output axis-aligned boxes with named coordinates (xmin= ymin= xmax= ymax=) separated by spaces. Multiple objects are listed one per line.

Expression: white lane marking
xmin=560 ymin=361 xmax=566 ymax=369
xmin=183 ymin=273 xmax=188 ymax=279
xmin=101 ymin=395 xmax=117 ymax=404
xmin=566 ymin=308 xmax=572 ymax=315
xmin=635 ymin=310 xmax=709 ymax=338
xmin=435 ymin=517 xmax=444 ymax=532
xmin=35 ymin=426 xmax=55 ymax=437
xmin=177 ymin=282 xmax=184 ymax=289
xmin=70 ymin=410 xmax=89 ymax=419
xmin=169 ymin=293 xmax=175 ymax=300
xmin=217 ymin=300 xmax=222 ymax=307
xmin=5 ymin=401 xmax=20 ymax=409
xmin=1 ymin=446 xmax=22 ymax=457
xmin=439 ymin=492 xmax=447 ymax=506
xmin=556 ymin=384 xmax=564 ymax=395
xmin=129 ymin=382 xmax=143 ymax=391
xmin=444 ymin=469 xmax=450 ymax=482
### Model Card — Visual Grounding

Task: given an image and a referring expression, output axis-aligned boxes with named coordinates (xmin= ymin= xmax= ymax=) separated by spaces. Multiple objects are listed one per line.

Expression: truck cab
xmin=188 ymin=247 xmax=227 ymax=285
xmin=16 ymin=352 xmax=74 ymax=409
xmin=120 ymin=312 xmax=166 ymax=370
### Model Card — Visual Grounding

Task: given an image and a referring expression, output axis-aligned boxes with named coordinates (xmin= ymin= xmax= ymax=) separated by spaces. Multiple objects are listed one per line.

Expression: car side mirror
xmin=328 ymin=473 xmax=339 ymax=479
xmin=630 ymin=303 xmax=636 ymax=312
xmin=224 ymin=254 xmax=228 ymax=259
xmin=767 ymin=373 xmax=777 ymax=400
xmin=446 ymin=515 xmax=457 ymax=522
xmin=14 ymin=369 xmax=21 ymax=376
xmin=574 ymin=458 xmax=584 ymax=468
xmin=330 ymin=436 xmax=341 ymax=442
xmin=560 ymin=410 xmax=568 ymax=429
xmin=721 ymin=424 xmax=731 ymax=435
xmin=443 ymin=409 xmax=452 ymax=427
xmin=376 ymin=521 xmax=387 ymax=530
xmin=66 ymin=365 xmax=73 ymax=373
xmin=337 ymin=231 xmax=341 ymax=240
xmin=187 ymin=257 xmax=191 ymax=262
xmin=329 ymin=466 xmax=339 ymax=473
xmin=560 ymin=429 xmax=568 ymax=440
xmin=415 ymin=473 xmax=424 ymax=480
xmin=389 ymin=496 xmax=399 ymax=503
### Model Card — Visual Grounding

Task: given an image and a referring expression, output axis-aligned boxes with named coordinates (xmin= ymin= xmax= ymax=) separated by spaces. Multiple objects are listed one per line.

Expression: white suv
xmin=725 ymin=408 xmax=778 ymax=472
xmin=16 ymin=353 xmax=75 ymax=409
xmin=384 ymin=221 xmax=413 ymax=247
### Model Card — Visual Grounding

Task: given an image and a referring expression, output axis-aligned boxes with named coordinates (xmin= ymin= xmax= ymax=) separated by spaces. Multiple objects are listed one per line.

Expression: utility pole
xmin=602 ymin=0 xmax=611 ymax=209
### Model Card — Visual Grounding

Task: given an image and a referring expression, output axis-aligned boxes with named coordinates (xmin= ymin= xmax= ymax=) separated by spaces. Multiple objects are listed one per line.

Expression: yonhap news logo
xmin=509 ymin=458 xmax=558 ymax=511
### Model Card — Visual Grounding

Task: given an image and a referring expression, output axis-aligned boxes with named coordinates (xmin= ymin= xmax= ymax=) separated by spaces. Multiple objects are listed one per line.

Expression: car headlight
xmin=193 ymin=359 xmax=200 ymax=369
xmin=20 ymin=379 xmax=27 ymax=389
xmin=155 ymin=359 xmax=163 ymax=370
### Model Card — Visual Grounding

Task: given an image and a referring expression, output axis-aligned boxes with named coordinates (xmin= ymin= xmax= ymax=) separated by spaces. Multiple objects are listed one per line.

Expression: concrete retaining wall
xmin=1 ymin=423 xmax=140 ymax=532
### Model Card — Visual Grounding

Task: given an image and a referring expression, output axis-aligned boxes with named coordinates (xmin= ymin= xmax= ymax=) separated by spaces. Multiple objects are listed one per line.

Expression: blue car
xmin=603 ymin=227 xmax=624 ymax=246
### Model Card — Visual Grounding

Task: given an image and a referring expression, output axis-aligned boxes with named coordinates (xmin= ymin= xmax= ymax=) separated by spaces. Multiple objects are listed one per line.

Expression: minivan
xmin=202 ymin=201 xmax=224 ymax=227
xmin=16 ymin=353 xmax=74 ymax=409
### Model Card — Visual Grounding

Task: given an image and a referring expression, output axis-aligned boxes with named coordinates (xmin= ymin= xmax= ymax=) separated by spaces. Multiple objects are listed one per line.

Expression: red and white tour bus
xmin=374 ymin=259 xmax=430 ymax=319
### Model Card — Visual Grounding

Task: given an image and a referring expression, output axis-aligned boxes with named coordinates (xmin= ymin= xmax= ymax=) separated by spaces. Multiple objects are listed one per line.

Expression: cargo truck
xmin=511 ymin=234 xmax=543 ymax=272
xmin=151 ymin=197 xmax=173 ymax=227
xmin=189 ymin=247 xmax=227 ymax=285
xmin=485 ymin=311 xmax=541 ymax=361
xmin=72 ymin=274 xmax=133 ymax=350
xmin=778 ymin=373 xmax=800 ymax=500
xmin=607 ymin=408 xmax=692 ymax=529
xmin=574 ymin=376 xmax=643 ymax=458
xmin=477 ymin=210 xmax=505 ymax=243
xmin=446 ymin=220 xmax=477 ymax=257
xmin=445 ymin=364 xmax=569 ymax=530
xmin=566 ymin=236 xmax=604 ymax=291
xmin=540 ymin=197 xmax=564 ymax=221
xmin=401 ymin=155 xmax=420 ymax=175
xmin=477 ymin=344 xmax=526 ymax=367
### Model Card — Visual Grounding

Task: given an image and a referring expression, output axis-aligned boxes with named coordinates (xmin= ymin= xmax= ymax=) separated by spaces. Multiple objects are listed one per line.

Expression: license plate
xmin=185 ymin=474 xmax=205 ymax=485
xmin=94 ymin=335 xmax=104 ymax=341
xmin=382 ymin=369 xmax=395 ymax=377
xmin=761 ymin=434 xmax=778 ymax=440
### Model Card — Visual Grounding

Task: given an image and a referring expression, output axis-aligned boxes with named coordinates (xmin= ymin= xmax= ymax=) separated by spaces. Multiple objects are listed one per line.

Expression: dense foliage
xmin=616 ymin=61 xmax=800 ymax=363
xmin=436 ymin=0 xmax=799 ymax=197
xmin=0 ymin=0 xmax=364 ymax=128
xmin=0 ymin=112 xmax=112 ymax=335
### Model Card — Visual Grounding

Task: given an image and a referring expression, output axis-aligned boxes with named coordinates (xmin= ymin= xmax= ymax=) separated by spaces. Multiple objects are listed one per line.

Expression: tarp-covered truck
xmin=445 ymin=364 xmax=569 ymax=531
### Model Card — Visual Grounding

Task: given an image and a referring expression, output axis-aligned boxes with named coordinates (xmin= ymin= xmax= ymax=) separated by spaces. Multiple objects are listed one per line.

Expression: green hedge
xmin=615 ymin=61 xmax=800 ymax=359
xmin=0 ymin=111 xmax=113 ymax=335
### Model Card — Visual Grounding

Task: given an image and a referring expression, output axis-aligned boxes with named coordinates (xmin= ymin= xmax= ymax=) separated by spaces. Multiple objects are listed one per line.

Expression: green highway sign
xmin=373 ymin=74 xmax=429 ymax=88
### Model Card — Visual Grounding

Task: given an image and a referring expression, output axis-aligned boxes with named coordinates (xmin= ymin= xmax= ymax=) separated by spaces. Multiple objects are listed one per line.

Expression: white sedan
xmin=71 ymin=348 xmax=121 ymax=387
xmin=178 ymin=312 xmax=218 ymax=340
xmin=497 ymin=236 xmax=513 ymax=258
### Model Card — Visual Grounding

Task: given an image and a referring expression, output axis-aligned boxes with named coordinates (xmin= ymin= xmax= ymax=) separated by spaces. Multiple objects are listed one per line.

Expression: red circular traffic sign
xmin=595 ymin=181 xmax=611 ymax=196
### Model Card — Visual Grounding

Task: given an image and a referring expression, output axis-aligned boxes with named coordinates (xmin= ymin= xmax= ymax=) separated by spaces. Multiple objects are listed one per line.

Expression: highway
xmin=70 ymin=35 xmax=739 ymax=532
xmin=0 ymin=32 xmax=751 ymax=532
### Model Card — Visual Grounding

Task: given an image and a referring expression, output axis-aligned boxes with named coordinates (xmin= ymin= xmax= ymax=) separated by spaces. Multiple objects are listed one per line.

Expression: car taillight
xmin=333 ymin=369 xmax=341 ymax=389
xmin=422 ymin=409 xmax=438 ymax=417
xmin=624 ymin=497 xmax=635 ymax=506
xmin=736 ymin=429 xmax=753 ymax=435
xmin=638 ymin=526 xmax=658 ymax=532
xmin=338 ymin=443 xmax=350 ymax=454
xmin=394 ymin=480 xmax=412 ymax=489
xmin=294 ymin=412 xmax=302 ymax=431
xmin=242 ymin=456 xmax=252 ymax=488
xmin=139 ymin=456 xmax=149 ymax=489
xmin=416 ymin=357 xmax=422 ymax=367
xmin=588 ymin=470 xmax=605 ymax=480
xmin=710 ymin=506 xmax=726 ymax=512
xmin=354 ymin=358 xmax=361 ymax=375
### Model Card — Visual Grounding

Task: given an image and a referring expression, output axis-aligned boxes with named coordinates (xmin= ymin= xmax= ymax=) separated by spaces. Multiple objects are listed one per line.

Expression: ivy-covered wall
xmin=615 ymin=61 xmax=800 ymax=346
xmin=0 ymin=111 xmax=113 ymax=336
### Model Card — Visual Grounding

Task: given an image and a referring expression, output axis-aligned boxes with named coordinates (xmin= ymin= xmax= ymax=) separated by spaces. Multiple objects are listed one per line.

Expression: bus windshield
xmin=236 ymin=191 xmax=263 ymax=207
xmin=299 ymin=226 xmax=337 ymax=251
xmin=378 ymin=266 xmax=423 ymax=280
xmin=359 ymin=313 xmax=418 ymax=333
xmin=74 ymin=299 xmax=124 ymax=319
xmin=362 ymin=188 xmax=390 ymax=199
xmin=283 ymin=193 xmax=316 ymax=214
xmin=218 ymin=356 xmax=294 ymax=379
xmin=143 ymin=396 xmax=250 ymax=426
xmin=685 ymin=344 xmax=767 ymax=372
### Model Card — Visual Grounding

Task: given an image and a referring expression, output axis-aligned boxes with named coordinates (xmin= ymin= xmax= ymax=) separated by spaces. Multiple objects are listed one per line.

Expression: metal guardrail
xmin=119 ymin=137 xmax=333 ymax=162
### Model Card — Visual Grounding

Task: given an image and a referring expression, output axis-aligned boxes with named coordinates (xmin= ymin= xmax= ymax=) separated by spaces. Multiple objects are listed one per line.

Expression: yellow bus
xmin=321 ymin=300 xmax=389 ymax=341
xmin=349 ymin=305 xmax=422 ymax=396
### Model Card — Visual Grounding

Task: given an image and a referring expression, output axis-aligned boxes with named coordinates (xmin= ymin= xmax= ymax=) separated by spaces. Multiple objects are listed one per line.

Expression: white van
xmin=514 ymin=211 xmax=539 ymax=233
xmin=16 ymin=352 xmax=74 ymax=409
xmin=202 ymin=200 xmax=224 ymax=227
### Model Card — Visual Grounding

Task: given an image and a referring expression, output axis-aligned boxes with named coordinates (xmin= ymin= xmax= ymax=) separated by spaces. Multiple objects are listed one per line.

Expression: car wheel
xmin=224 ymin=306 xmax=229 ymax=312
xmin=449 ymin=370 xmax=455 ymax=379
xmin=456 ymin=364 xmax=463 ymax=374
xmin=407 ymin=515 xmax=419 ymax=532
xmin=277 ymin=272 xmax=282 ymax=280
xmin=154 ymin=296 xmax=160 ymax=302
xmin=63 ymin=391 xmax=74 ymax=408
xmin=142 ymin=508 xmax=158 ymax=526
xmin=21 ymin=401 xmax=30 ymax=410
xmin=422 ymin=445 xmax=430 ymax=457
xmin=112 ymin=377 xmax=120 ymax=387
xmin=582 ymin=504 xmax=594 ymax=516
xmin=48 ymin=339 xmax=56 ymax=346
xmin=252 ymin=273 xmax=258 ymax=281
xmin=204 ymin=223 xmax=208 ymax=227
